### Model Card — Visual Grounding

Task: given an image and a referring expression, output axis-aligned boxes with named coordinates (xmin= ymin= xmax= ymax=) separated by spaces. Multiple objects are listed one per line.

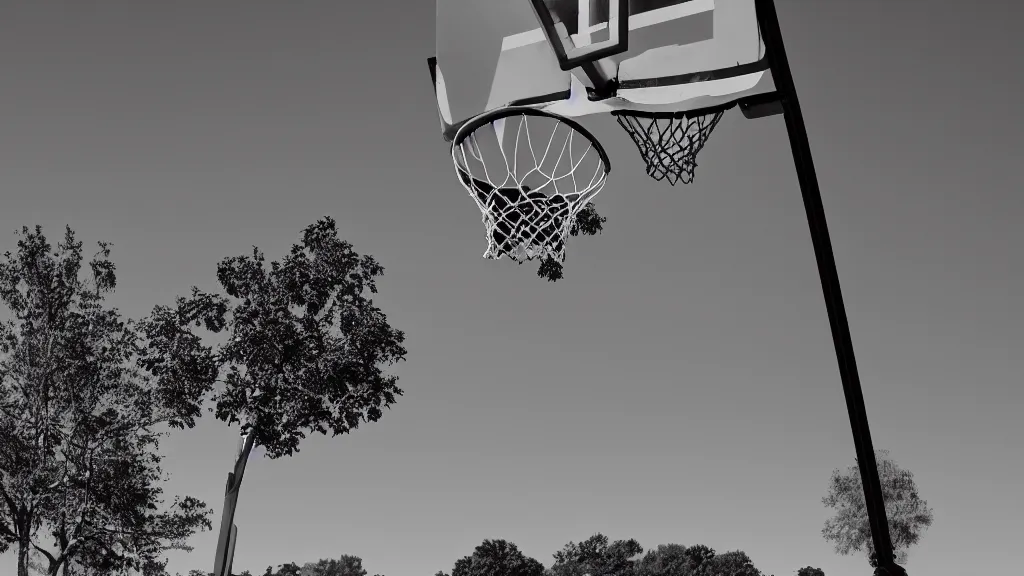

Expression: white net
xmin=452 ymin=109 xmax=609 ymax=263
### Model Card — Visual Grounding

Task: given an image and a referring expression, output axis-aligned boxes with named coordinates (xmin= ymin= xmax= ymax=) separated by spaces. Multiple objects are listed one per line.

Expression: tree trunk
xmin=18 ymin=534 xmax=31 ymax=576
xmin=16 ymin=510 xmax=32 ymax=576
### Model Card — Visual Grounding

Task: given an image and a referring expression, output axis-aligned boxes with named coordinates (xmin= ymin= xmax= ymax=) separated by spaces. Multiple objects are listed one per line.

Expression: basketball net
xmin=613 ymin=109 xmax=725 ymax=185
xmin=452 ymin=109 xmax=609 ymax=263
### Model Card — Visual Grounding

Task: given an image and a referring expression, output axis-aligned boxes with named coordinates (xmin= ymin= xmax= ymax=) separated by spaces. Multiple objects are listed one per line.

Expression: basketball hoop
xmin=451 ymin=106 xmax=611 ymax=263
xmin=612 ymin=104 xmax=731 ymax=185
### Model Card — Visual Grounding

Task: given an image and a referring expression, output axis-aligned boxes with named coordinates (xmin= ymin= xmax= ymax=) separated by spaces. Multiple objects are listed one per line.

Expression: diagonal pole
xmin=753 ymin=2 xmax=906 ymax=574
xmin=212 ymin=431 xmax=256 ymax=576
xmin=225 ymin=524 xmax=238 ymax=576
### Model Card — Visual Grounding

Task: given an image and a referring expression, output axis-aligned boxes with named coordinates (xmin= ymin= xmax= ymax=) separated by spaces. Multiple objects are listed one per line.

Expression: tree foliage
xmin=634 ymin=543 xmax=694 ymax=576
xmin=298 ymin=555 xmax=368 ymax=576
xmin=55 ymin=438 xmax=211 ymax=576
xmin=821 ymin=449 xmax=934 ymax=566
xmin=261 ymin=563 xmax=302 ymax=576
xmin=701 ymin=551 xmax=761 ymax=576
xmin=440 ymin=539 xmax=546 ymax=576
xmin=172 ymin=217 xmax=407 ymax=576
xmin=635 ymin=544 xmax=720 ymax=576
xmin=634 ymin=544 xmax=763 ymax=576
xmin=551 ymin=533 xmax=642 ymax=576
xmin=182 ymin=216 xmax=408 ymax=459
xmin=537 ymin=202 xmax=607 ymax=282
xmin=795 ymin=567 xmax=824 ymax=576
xmin=0 ymin=226 xmax=216 ymax=576
xmin=187 ymin=557 xmax=384 ymax=576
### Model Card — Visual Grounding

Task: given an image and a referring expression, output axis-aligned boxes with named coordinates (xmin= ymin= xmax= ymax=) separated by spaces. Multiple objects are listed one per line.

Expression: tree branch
xmin=51 ymin=452 xmax=96 ymax=570
xmin=31 ymin=541 xmax=57 ymax=565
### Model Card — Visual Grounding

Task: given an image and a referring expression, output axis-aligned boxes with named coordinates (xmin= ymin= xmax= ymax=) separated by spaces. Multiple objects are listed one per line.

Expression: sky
xmin=1 ymin=1 xmax=1022 ymax=576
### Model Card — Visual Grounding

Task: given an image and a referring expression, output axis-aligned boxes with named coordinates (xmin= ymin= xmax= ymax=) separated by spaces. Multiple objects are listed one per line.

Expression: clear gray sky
xmin=1 ymin=1 xmax=1021 ymax=576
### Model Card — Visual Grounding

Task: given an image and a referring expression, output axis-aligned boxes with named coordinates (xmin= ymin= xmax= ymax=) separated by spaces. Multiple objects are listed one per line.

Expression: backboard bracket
xmin=738 ymin=91 xmax=784 ymax=119
xmin=580 ymin=62 xmax=619 ymax=100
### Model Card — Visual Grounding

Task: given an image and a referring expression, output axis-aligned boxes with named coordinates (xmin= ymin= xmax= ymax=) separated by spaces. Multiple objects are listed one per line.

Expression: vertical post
xmin=753 ymin=2 xmax=905 ymax=575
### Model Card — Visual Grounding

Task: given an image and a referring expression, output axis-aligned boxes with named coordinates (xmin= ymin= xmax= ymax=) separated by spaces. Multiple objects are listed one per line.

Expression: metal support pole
xmin=753 ymin=2 xmax=906 ymax=574
xmin=212 ymin=432 xmax=256 ymax=576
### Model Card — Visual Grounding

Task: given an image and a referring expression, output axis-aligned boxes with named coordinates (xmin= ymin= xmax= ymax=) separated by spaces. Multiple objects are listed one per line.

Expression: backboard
xmin=432 ymin=0 xmax=778 ymax=141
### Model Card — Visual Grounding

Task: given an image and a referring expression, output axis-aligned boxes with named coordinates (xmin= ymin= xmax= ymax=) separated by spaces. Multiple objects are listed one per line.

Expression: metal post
xmin=753 ymin=2 xmax=905 ymax=574
xmin=225 ymin=524 xmax=238 ymax=576
xmin=212 ymin=432 xmax=256 ymax=576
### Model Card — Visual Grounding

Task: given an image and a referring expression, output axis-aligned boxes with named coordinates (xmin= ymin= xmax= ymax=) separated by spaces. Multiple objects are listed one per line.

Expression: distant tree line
xmin=174 ymin=538 xmax=823 ymax=576
xmin=432 ymin=534 xmax=785 ymax=576
xmin=180 ymin=553 xmax=382 ymax=576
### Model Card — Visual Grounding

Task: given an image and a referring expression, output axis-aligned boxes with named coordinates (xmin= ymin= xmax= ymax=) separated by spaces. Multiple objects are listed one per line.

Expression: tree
xmin=300 ymin=556 xmax=367 ymax=576
xmin=272 ymin=564 xmax=302 ymax=576
xmin=551 ymin=533 xmax=643 ymax=576
xmin=0 ymin=226 xmax=218 ymax=576
xmin=795 ymin=568 xmax=823 ymax=576
xmin=634 ymin=544 xmax=716 ymax=576
xmin=536 ymin=203 xmax=607 ymax=282
xmin=172 ymin=217 xmax=406 ymax=576
xmin=633 ymin=545 xmax=764 ymax=576
xmin=48 ymin=423 xmax=214 ymax=576
xmin=701 ymin=551 xmax=761 ymax=576
xmin=445 ymin=539 xmax=546 ymax=576
xmin=821 ymin=449 xmax=934 ymax=567
xmin=682 ymin=546 xmax=715 ymax=576
xmin=196 ymin=560 xmax=383 ymax=576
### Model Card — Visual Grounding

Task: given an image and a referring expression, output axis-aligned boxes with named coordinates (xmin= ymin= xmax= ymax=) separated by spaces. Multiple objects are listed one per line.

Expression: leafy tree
xmin=300 ymin=556 xmax=367 ymax=576
xmin=701 ymin=550 xmax=761 ymax=576
xmin=0 ymin=226 xmax=217 ymax=576
xmin=633 ymin=545 xmax=764 ymax=576
xmin=170 ymin=217 xmax=406 ymax=576
xmin=248 ymin=559 xmax=379 ymax=576
xmin=271 ymin=564 xmax=302 ymax=576
xmin=52 ymin=430 xmax=212 ymax=576
xmin=634 ymin=544 xmax=688 ymax=576
xmin=821 ymin=449 xmax=934 ymax=567
xmin=444 ymin=539 xmax=546 ymax=576
xmin=795 ymin=568 xmax=823 ymax=576
xmin=536 ymin=202 xmax=607 ymax=282
xmin=682 ymin=546 xmax=715 ymax=575
xmin=551 ymin=533 xmax=642 ymax=576
xmin=634 ymin=544 xmax=716 ymax=576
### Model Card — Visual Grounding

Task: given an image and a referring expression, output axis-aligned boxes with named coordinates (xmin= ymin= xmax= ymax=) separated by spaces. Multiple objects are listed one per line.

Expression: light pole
xmin=754 ymin=1 xmax=905 ymax=574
